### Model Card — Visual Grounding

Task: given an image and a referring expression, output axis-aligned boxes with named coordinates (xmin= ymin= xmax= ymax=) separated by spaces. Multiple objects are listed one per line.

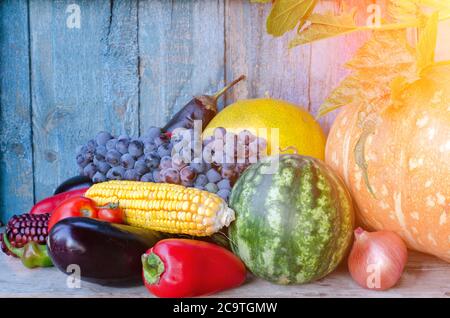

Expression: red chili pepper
xmin=142 ymin=239 xmax=246 ymax=298
xmin=29 ymin=188 xmax=89 ymax=215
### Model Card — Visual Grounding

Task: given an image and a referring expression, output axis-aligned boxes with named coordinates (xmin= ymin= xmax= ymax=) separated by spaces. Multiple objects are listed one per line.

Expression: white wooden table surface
xmin=1 ymin=251 xmax=449 ymax=298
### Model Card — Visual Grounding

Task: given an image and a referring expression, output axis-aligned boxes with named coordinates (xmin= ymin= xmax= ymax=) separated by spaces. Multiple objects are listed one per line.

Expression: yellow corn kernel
xmin=192 ymin=195 xmax=201 ymax=204
xmin=189 ymin=203 xmax=198 ymax=213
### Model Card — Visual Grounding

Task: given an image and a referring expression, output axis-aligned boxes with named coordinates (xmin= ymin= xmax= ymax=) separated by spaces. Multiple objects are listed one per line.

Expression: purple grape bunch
xmin=158 ymin=127 xmax=267 ymax=201
xmin=76 ymin=127 xmax=166 ymax=184
xmin=76 ymin=126 xmax=267 ymax=202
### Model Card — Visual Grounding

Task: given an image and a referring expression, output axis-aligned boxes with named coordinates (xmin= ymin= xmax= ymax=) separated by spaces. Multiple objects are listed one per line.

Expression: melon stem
xmin=212 ymin=75 xmax=246 ymax=103
xmin=279 ymin=146 xmax=299 ymax=154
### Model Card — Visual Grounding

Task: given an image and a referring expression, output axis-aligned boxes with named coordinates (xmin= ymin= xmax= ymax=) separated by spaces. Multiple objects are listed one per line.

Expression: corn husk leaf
xmin=289 ymin=9 xmax=359 ymax=47
xmin=266 ymin=0 xmax=318 ymax=37
xmin=318 ymin=30 xmax=418 ymax=117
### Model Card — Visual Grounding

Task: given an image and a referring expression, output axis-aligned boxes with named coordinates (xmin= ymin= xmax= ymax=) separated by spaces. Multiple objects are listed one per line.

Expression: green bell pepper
xmin=2 ymin=233 xmax=53 ymax=268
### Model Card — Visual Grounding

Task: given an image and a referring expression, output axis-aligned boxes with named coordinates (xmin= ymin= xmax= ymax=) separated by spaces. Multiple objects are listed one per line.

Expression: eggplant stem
xmin=213 ymin=75 xmax=246 ymax=102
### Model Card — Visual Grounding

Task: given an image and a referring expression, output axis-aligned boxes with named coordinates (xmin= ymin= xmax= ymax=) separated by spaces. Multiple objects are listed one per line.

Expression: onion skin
xmin=348 ymin=228 xmax=408 ymax=291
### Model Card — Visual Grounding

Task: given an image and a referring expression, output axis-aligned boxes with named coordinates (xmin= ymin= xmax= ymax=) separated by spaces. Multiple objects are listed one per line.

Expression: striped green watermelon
xmin=229 ymin=154 xmax=354 ymax=284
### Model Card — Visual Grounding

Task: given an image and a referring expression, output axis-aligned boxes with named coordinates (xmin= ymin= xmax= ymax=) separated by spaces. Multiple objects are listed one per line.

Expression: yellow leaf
xmin=388 ymin=0 xmax=450 ymax=22
xmin=266 ymin=0 xmax=317 ymax=37
xmin=388 ymin=0 xmax=419 ymax=22
xmin=419 ymin=0 xmax=450 ymax=17
xmin=345 ymin=30 xmax=417 ymax=70
xmin=421 ymin=61 xmax=450 ymax=85
xmin=317 ymin=31 xmax=418 ymax=118
xmin=289 ymin=9 xmax=359 ymax=47
xmin=308 ymin=8 xmax=357 ymax=26
xmin=390 ymin=76 xmax=409 ymax=105
xmin=317 ymin=76 xmax=361 ymax=117
xmin=416 ymin=12 xmax=439 ymax=74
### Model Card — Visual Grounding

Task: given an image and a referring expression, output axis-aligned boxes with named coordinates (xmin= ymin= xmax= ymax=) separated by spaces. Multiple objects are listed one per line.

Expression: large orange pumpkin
xmin=325 ymin=63 xmax=450 ymax=262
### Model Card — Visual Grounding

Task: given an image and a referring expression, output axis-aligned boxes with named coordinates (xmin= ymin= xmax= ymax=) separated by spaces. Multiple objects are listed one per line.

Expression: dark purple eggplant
xmin=162 ymin=75 xmax=245 ymax=133
xmin=47 ymin=217 xmax=165 ymax=286
xmin=53 ymin=175 xmax=93 ymax=195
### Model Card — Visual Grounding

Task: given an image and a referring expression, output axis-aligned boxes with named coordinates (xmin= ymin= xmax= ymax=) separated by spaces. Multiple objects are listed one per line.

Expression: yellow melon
xmin=204 ymin=98 xmax=326 ymax=160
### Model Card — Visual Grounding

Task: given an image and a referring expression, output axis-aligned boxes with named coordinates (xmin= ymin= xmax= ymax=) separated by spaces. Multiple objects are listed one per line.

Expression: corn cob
xmin=85 ymin=180 xmax=235 ymax=236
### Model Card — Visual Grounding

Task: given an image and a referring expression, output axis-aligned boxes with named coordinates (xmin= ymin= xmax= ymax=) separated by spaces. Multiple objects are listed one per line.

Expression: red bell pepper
xmin=30 ymin=188 xmax=89 ymax=215
xmin=142 ymin=239 xmax=246 ymax=298
xmin=48 ymin=196 xmax=98 ymax=232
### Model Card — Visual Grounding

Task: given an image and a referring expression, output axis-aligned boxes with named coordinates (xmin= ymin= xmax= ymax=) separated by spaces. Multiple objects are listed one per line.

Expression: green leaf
xmin=416 ymin=12 xmax=439 ymax=74
xmin=317 ymin=31 xmax=418 ymax=117
xmin=289 ymin=9 xmax=358 ymax=47
xmin=266 ymin=0 xmax=318 ymax=37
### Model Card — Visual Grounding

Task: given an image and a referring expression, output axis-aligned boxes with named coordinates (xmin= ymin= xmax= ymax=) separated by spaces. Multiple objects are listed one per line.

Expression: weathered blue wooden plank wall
xmin=0 ymin=0 xmax=401 ymax=222
xmin=29 ymin=0 xmax=141 ymax=201
xmin=0 ymin=0 xmax=34 ymax=221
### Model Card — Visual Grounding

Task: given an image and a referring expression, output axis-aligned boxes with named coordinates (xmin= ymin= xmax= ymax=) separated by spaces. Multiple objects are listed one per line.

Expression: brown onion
xmin=348 ymin=227 xmax=408 ymax=291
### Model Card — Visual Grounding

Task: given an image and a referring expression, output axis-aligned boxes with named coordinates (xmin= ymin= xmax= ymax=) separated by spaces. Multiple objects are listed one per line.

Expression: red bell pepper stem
xmin=30 ymin=187 xmax=89 ymax=215
xmin=142 ymin=253 xmax=165 ymax=284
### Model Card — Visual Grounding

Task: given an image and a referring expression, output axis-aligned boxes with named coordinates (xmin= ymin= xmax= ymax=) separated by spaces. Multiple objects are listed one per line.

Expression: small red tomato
xmin=48 ymin=196 xmax=98 ymax=231
xmin=98 ymin=203 xmax=124 ymax=224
